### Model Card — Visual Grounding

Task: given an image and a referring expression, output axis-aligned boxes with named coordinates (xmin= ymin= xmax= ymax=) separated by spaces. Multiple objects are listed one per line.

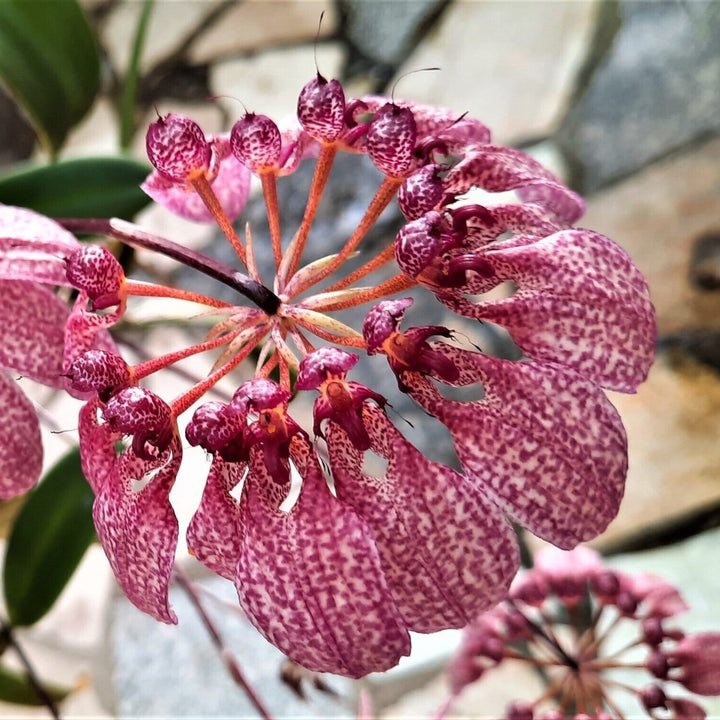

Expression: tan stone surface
xmin=211 ymin=42 xmax=344 ymax=123
xmin=391 ymin=0 xmax=599 ymax=144
xmin=190 ymin=0 xmax=338 ymax=65
xmin=583 ymin=136 xmax=720 ymax=335
xmin=601 ymin=354 xmax=720 ymax=544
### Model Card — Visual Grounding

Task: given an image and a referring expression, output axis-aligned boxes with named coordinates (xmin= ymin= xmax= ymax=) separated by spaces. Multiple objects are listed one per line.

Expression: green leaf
xmin=0 ymin=157 xmax=152 ymax=219
xmin=0 ymin=663 xmax=71 ymax=706
xmin=0 ymin=0 xmax=100 ymax=156
xmin=120 ymin=0 xmax=155 ymax=150
xmin=3 ymin=448 xmax=96 ymax=627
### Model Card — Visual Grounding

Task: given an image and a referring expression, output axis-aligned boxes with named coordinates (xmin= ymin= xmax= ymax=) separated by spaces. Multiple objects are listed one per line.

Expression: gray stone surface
xmin=339 ymin=0 xmax=448 ymax=82
xmin=109 ymin=573 xmax=354 ymax=717
xmin=557 ymin=0 xmax=720 ymax=192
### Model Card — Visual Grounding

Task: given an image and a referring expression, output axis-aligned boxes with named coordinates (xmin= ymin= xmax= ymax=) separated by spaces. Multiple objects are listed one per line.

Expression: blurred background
xmin=0 ymin=0 xmax=719 ymax=717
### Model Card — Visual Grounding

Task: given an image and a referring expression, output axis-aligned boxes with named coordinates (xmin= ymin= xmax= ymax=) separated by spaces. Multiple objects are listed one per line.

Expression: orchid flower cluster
xmin=1 ymin=70 xmax=656 ymax=678
xmin=445 ymin=547 xmax=720 ymax=720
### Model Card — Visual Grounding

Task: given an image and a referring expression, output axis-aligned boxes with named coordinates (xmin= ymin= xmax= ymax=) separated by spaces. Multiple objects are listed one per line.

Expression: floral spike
xmin=27 ymin=72 xmax=658 ymax=678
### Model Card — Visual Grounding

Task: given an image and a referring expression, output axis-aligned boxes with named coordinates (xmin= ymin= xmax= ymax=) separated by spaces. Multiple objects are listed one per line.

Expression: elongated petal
xmin=186 ymin=457 xmax=246 ymax=580
xmin=402 ymin=350 xmax=627 ymax=549
xmin=325 ymin=403 xmax=519 ymax=633
xmin=236 ymin=439 xmax=410 ymax=677
xmin=78 ymin=398 xmax=117 ymax=495
xmin=81 ymin=404 xmax=180 ymax=623
xmin=444 ymin=145 xmax=584 ymax=223
xmin=443 ymin=229 xmax=656 ymax=392
xmin=0 ymin=279 xmax=68 ymax=386
xmin=142 ymin=140 xmax=251 ymax=223
xmin=0 ymin=372 xmax=42 ymax=499
xmin=0 ymin=205 xmax=80 ymax=284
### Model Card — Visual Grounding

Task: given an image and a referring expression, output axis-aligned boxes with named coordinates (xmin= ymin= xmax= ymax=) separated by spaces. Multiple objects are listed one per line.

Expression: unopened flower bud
xmin=186 ymin=401 xmax=248 ymax=462
xmin=297 ymin=74 xmax=345 ymax=142
xmin=230 ymin=113 xmax=282 ymax=172
xmin=67 ymin=350 xmax=131 ymax=402
xmin=398 ymin=164 xmax=445 ymax=220
xmin=66 ymin=246 xmax=125 ymax=309
xmin=366 ymin=103 xmax=417 ymax=177
xmin=146 ymin=113 xmax=211 ymax=183
xmin=640 ymin=684 xmax=667 ymax=711
xmin=104 ymin=387 xmax=174 ymax=460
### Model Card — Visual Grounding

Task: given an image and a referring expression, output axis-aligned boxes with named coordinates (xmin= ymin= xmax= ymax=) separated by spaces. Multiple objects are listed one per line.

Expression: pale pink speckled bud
xmin=230 ymin=113 xmax=282 ymax=172
xmin=297 ymin=74 xmax=346 ymax=142
xmin=146 ymin=113 xmax=211 ymax=182
xmin=366 ymin=102 xmax=417 ymax=177
xmin=66 ymin=246 xmax=125 ymax=309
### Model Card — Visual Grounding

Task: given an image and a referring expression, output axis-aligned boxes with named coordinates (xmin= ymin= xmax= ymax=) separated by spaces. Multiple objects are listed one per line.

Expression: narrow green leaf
xmin=0 ymin=0 xmax=101 ymax=157
xmin=0 ymin=157 xmax=152 ymax=219
xmin=0 ymin=664 xmax=71 ymax=706
xmin=3 ymin=448 xmax=96 ymax=627
xmin=120 ymin=0 xmax=155 ymax=149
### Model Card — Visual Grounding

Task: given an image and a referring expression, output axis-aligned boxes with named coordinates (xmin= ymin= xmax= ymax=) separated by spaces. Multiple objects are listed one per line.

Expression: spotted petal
xmin=0 ymin=279 xmax=69 ymax=387
xmin=0 ymin=205 xmax=80 ymax=285
xmin=186 ymin=457 xmax=246 ymax=581
xmin=401 ymin=350 xmax=627 ymax=549
xmin=81 ymin=404 xmax=180 ymax=623
xmin=444 ymin=145 xmax=584 ymax=223
xmin=236 ymin=437 xmax=410 ymax=677
xmin=0 ymin=372 xmax=43 ymax=499
xmin=325 ymin=403 xmax=519 ymax=633
xmin=442 ymin=229 xmax=656 ymax=392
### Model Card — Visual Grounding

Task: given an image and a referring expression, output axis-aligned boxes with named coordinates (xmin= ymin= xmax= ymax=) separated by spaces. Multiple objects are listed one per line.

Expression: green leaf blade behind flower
xmin=0 ymin=664 xmax=72 ymax=707
xmin=0 ymin=0 xmax=101 ymax=156
xmin=0 ymin=157 xmax=152 ymax=219
xmin=3 ymin=449 xmax=97 ymax=627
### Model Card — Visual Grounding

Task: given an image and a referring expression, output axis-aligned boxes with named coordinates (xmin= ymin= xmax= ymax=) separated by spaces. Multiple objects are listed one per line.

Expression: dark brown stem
xmin=173 ymin=568 xmax=274 ymax=720
xmin=0 ymin=621 xmax=61 ymax=719
xmin=57 ymin=217 xmax=281 ymax=316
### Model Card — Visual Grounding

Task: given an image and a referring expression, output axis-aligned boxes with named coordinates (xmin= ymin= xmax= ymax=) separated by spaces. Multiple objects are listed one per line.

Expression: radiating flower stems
xmin=123 ymin=280 xmax=232 ymax=309
xmin=58 ymin=218 xmax=281 ymax=316
xmin=173 ymin=568 xmax=274 ymax=720
xmin=259 ymin=171 xmax=283 ymax=271
xmin=287 ymin=175 xmax=403 ymax=299
xmin=0 ymin=621 xmax=60 ymax=720
xmin=282 ymin=143 xmax=338 ymax=284
xmin=189 ymin=173 xmax=247 ymax=267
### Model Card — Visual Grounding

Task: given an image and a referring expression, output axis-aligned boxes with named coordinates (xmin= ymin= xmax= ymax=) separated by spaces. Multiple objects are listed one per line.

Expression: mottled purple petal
xmin=186 ymin=457 xmax=246 ymax=580
xmin=0 ymin=372 xmax=42 ymax=499
xmin=91 ymin=432 xmax=181 ymax=624
xmin=444 ymin=229 xmax=657 ymax=392
xmin=236 ymin=438 xmax=410 ymax=677
xmin=402 ymin=350 xmax=627 ymax=549
xmin=0 ymin=279 xmax=68 ymax=386
xmin=142 ymin=136 xmax=251 ymax=223
xmin=444 ymin=145 xmax=584 ymax=223
xmin=78 ymin=398 xmax=117 ymax=495
xmin=325 ymin=403 xmax=519 ymax=633
xmin=0 ymin=205 xmax=80 ymax=284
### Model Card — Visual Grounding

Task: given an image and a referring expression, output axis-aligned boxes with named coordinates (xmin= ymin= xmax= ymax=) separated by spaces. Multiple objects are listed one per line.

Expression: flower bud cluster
xmin=445 ymin=547 xmax=720 ymax=720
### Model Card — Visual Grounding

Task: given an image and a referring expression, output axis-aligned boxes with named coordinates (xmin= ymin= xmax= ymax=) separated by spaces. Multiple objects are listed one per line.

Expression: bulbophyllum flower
xmin=0 ymin=205 xmax=82 ymax=498
xmin=59 ymin=71 xmax=655 ymax=677
xmin=445 ymin=547 xmax=720 ymax=720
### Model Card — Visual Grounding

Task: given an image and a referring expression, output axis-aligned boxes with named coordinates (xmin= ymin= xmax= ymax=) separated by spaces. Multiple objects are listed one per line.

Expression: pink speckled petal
xmin=0 ymin=205 xmax=80 ymax=284
xmin=236 ymin=439 xmax=410 ymax=677
xmin=325 ymin=404 xmax=519 ymax=633
xmin=62 ymin=291 xmax=122 ymax=394
xmin=0 ymin=372 xmax=42 ymax=499
xmin=78 ymin=398 xmax=118 ymax=495
xmin=276 ymin=118 xmax=321 ymax=175
xmin=0 ymin=279 xmax=68 ymax=387
xmin=444 ymin=145 xmax=584 ymax=223
xmin=186 ymin=457 xmax=246 ymax=580
xmin=141 ymin=140 xmax=251 ymax=223
xmin=91 ymin=432 xmax=181 ymax=624
xmin=446 ymin=229 xmax=656 ymax=392
xmin=403 ymin=350 xmax=627 ymax=549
